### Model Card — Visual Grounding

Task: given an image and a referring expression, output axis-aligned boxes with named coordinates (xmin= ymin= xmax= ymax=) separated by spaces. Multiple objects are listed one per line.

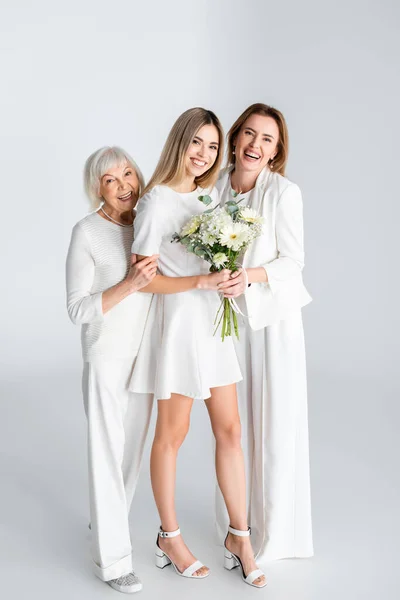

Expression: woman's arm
xmin=218 ymin=267 xmax=267 ymax=299
xmin=66 ymin=225 xmax=158 ymax=324
xmin=66 ymin=224 xmax=104 ymax=324
xmin=261 ymin=183 xmax=305 ymax=293
xmin=102 ymin=254 xmax=159 ymax=312
xmin=136 ymin=255 xmax=231 ymax=294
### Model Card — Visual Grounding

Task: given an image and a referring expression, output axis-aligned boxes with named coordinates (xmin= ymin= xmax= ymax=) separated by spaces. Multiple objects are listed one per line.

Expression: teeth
xmin=245 ymin=152 xmax=260 ymax=159
xmin=192 ymin=159 xmax=206 ymax=166
xmin=118 ymin=192 xmax=131 ymax=199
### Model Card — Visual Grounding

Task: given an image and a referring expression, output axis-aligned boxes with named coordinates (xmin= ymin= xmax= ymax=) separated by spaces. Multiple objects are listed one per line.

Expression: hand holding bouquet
xmin=172 ymin=193 xmax=264 ymax=340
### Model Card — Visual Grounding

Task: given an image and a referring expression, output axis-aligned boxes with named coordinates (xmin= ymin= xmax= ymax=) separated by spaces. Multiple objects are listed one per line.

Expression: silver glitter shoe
xmin=107 ymin=571 xmax=143 ymax=594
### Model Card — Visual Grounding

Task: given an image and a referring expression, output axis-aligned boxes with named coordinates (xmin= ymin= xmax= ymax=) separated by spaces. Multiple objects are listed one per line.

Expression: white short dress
xmin=129 ymin=184 xmax=242 ymax=400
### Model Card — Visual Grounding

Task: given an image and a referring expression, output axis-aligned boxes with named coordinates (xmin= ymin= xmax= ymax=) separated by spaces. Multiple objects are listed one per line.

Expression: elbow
xmin=67 ymin=298 xmax=89 ymax=325
xmin=67 ymin=304 xmax=82 ymax=325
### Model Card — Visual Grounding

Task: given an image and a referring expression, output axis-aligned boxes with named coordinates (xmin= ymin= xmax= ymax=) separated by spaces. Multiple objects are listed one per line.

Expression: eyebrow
xmin=102 ymin=166 xmax=132 ymax=179
xmin=194 ymin=136 xmax=219 ymax=146
xmin=245 ymin=127 xmax=274 ymax=139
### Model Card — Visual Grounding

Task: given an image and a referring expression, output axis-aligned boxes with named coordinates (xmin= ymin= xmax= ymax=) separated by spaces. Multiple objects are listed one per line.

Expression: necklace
xmin=100 ymin=206 xmax=133 ymax=228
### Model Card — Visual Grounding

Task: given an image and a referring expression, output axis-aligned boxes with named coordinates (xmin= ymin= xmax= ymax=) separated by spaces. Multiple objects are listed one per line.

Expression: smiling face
xmin=184 ymin=124 xmax=220 ymax=180
xmin=99 ymin=163 xmax=139 ymax=216
xmin=234 ymin=113 xmax=279 ymax=175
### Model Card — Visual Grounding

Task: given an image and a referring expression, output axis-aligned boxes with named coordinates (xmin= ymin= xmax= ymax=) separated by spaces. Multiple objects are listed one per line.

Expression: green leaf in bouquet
xmin=198 ymin=194 xmax=213 ymax=206
xmin=225 ymin=201 xmax=240 ymax=216
xmin=231 ymin=190 xmax=240 ymax=198
xmin=194 ymin=247 xmax=207 ymax=259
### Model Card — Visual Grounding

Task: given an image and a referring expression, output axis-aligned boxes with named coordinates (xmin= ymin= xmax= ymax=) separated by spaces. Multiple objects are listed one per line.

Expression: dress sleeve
xmin=65 ymin=223 xmax=104 ymax=325
xmin=132 ymin=188 xmax=167 ymax=256
xmin=261 ymin=183 xmax=305 ymax=294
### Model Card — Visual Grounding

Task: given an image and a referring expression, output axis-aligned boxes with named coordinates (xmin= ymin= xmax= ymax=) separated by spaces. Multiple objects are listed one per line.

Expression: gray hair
xmin=84 ymin=146 xmax=145 ymax=209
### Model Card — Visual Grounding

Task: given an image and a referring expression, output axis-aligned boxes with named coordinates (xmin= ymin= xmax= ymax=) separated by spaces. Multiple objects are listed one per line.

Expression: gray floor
xmin=1 ymin=370 xmax=399 ymax=599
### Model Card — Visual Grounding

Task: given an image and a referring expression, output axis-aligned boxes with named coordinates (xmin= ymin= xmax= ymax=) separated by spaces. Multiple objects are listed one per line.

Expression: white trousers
xmin=82 ymin=359 xmax=153 ymax=580
xmin=216 ymin=311 xmax=314 ymax=560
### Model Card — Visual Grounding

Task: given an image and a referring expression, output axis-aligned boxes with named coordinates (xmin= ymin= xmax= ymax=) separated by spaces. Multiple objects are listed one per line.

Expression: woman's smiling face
xmin=234 ymin=113 xmax=279 ymax=174
xmin=184 ymin=124 xmax=220 ymax=179
xmin=99 ymin=163 xmax=139 ymax=214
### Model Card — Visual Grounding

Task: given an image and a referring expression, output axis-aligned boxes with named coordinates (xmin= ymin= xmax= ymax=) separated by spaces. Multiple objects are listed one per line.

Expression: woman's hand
xmin=126 ymin=254 xmax=159 ymax=292
xmin=197 ymin=269 xmax=232 ymax=291
xmin=218 ymin=268 xmax=247 ymax=298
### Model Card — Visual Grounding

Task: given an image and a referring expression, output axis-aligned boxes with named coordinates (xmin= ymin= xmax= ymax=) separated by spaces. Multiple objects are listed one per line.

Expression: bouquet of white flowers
xmin=172 ymin=193 xmax=264 ymax=340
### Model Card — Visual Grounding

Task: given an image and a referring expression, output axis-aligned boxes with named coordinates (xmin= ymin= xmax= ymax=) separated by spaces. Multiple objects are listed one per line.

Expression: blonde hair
xmin=143 ymin=107 xmax=224 ymax=195
xmin=227 ymin=103 xmax=289 ymax=176
xmin=84 ymin=146 xmax=145 ymax=209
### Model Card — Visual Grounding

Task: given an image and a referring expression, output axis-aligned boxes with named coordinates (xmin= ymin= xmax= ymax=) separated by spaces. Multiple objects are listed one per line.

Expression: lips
xmin=118 ymin=191 xmax=132 ymax=201
xmin=190 ymin=158 xmax=207 ymax=168
xmin=244 ymin=151 xmax=261 ymax=160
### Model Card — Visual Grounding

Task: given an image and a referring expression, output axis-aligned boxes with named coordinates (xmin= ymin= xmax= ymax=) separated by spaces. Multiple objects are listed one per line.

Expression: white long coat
xmin=215 ymin=166 xmax=314 ymax=560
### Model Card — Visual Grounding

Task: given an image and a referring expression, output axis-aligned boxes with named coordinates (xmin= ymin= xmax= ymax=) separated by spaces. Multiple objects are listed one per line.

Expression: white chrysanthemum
xmin=239 ymin=207 xmax=264 ymax=224
xmin=219 ymin=222 xmax=250 ymax=251
xmin=181 ymin=215 xmax=201 ymax=237
xmin=201 ymin=231 xmax=217 ymax=245
xmin=212 ymin=252 xmax=228 ymax=268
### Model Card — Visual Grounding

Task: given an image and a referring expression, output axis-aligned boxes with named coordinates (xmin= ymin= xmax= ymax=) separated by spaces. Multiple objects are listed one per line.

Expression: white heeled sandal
xmin=224 ymin=526 xmax=267 ymax=588
xmin=155 ymin=527 xmax=209 ymax=579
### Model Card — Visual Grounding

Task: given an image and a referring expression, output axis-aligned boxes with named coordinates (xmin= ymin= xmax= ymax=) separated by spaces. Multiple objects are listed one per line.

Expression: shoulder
xmin=74 ymin=211 xmax=101 ymax=231
xmin=70 ymin=211 xmax=112 ymax=252
xmin=137 ymin=185 xmax=173 ymax=211
xmin=263 ymin=171 xmax=302 ymax=202
xmin=70 ymin=212 xmax=98 ymax=239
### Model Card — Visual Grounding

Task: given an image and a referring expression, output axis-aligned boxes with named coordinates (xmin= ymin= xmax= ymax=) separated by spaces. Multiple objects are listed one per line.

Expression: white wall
xmin=1 ymin=0 xmax=399 ymax=387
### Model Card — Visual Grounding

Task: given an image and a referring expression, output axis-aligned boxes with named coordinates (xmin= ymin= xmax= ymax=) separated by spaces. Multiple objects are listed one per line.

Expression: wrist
xmin=242 ymin=268 xmax=250 ymax=293
xmin=121 ymin=278 xmax=138 ymax=295
xmin=246 ymin=267 xmax=267 ymax=284
xmin=195 ymin=275 xmax=205 ymax=290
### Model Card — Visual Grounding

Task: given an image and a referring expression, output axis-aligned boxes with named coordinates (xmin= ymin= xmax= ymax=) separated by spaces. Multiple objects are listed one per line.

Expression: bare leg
xmin=205 ymin=384 xmax=266 ymax=587
xmin=150 ymin=394 xmax=209 ymax=577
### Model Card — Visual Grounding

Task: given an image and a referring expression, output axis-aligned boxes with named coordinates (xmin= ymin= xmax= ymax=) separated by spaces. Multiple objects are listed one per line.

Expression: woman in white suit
xmin=216 ymin=103 xmax=313 ymax=561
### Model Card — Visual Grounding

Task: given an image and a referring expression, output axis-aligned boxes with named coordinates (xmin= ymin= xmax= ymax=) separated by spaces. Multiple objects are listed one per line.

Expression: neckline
xmin=95 ymin=211 xmax=134 ymax=230
xmin=230 ymin=187 xmax=252 ymax=196
xmin=173 ymin=187 xmax=200 ymax=197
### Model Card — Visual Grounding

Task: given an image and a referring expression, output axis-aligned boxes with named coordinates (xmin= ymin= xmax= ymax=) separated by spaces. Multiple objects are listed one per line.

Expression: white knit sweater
xmin=66 ymin=212 xmax=153 ymax=361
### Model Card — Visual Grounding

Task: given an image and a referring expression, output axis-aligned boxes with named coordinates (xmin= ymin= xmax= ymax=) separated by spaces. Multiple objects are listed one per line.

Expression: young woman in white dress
xmin=66 ymin=147 xmax=159 ymax=593
xmin=216 ymin=103 xmax=314 ymax=561
xmin=129 ymin=108 xmax=266 ymax=587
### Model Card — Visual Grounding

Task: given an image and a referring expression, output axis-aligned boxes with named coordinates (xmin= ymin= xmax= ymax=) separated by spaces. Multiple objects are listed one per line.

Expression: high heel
xmin=155 ymin=527 xmax=209 ymax=579
xmin=223 ymin=526 xmax=267 ymax=588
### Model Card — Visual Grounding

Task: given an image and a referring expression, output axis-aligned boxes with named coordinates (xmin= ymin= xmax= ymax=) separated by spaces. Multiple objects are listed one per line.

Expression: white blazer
xmin=216 ymin=166 xmax=312 ymax=329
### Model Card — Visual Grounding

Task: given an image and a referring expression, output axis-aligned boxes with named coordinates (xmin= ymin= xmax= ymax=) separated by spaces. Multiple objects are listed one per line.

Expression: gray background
xmin=1 ymin=0 xmax=399 ymax=598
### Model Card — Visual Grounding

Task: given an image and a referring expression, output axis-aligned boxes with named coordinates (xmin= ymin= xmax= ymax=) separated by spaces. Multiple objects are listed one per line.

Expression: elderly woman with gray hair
xmin=66 ymin=147 xmax=158 ymax=593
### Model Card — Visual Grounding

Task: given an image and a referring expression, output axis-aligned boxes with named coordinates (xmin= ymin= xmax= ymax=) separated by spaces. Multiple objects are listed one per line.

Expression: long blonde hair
xmin=227 ymin=103 xmax=289 ymax=176
xmin=143 ymin=107 xmax=224 ymax=195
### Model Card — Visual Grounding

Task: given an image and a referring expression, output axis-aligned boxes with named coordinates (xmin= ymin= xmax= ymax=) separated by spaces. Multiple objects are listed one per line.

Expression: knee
xmin=154 ymin=423 xmax=189 ymax=453
xmin=214 ymin=420 xmax=242 ymax=449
